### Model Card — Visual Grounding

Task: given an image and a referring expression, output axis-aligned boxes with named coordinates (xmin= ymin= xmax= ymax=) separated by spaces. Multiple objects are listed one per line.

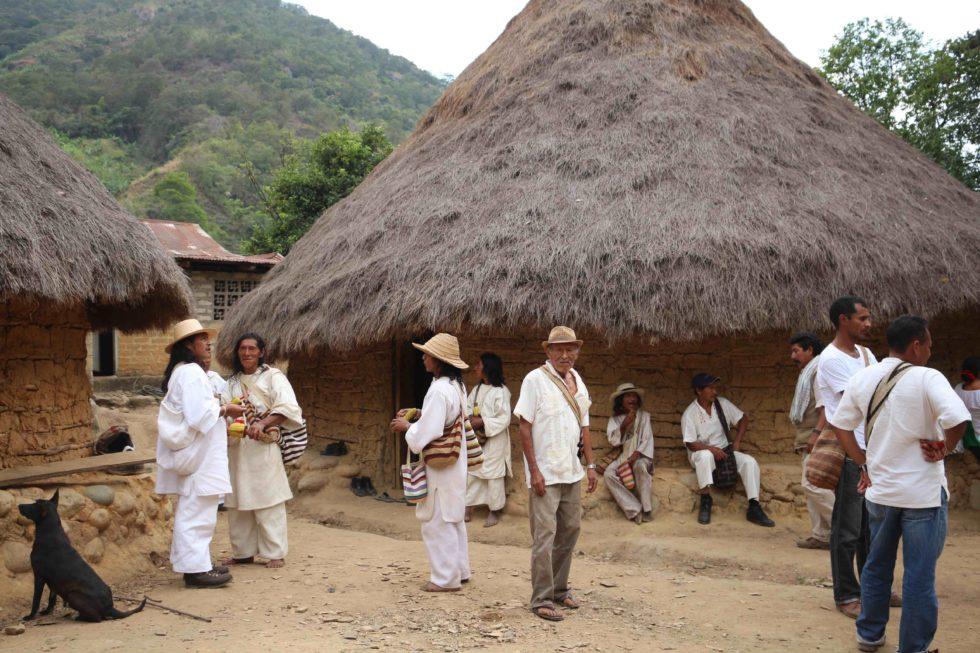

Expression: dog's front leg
xmin=23 ymin=575 xmax=44 ymax=620
xmin=39 ymin=584 xmax=58 ymax=615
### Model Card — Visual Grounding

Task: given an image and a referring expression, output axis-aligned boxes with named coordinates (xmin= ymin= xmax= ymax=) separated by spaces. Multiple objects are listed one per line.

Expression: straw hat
xmin=542 ymin=325 xmax=583 ymax=349
xmin=164 ymin=318 xmax=216 ymax=353
xmin=412 ymin=333 xmax=469 ymax=369
xmin=609 ymin=382 xmax=645 ymax=405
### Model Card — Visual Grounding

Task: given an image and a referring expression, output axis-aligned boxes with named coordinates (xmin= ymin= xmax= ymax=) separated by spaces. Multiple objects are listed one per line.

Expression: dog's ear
xmin=39 ymin=501 xmax=48 ymax=519
xmin=50 ymin=489 xmax=60 ymax=506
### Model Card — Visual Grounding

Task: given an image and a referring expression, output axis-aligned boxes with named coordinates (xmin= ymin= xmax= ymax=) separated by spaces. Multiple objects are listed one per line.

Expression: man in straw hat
xmin=156 ymin=319 xmax=245 ymax=588
xmin=513 ymin=326 xmax=598 ymax=621
xmin=682 ymin=373 xmax=774 ymax=528
xmin=604 ymin=383 xmax=655 ymax=524
xmin=390 ymin=333 xmax=472 ymax=592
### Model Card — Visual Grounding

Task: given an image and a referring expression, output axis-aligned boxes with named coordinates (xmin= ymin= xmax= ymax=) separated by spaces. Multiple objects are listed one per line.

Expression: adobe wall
xmin=0 ymin=299 xmax=92 ymax=468
xmin=287 ymin=308 xmax=980 ymax=507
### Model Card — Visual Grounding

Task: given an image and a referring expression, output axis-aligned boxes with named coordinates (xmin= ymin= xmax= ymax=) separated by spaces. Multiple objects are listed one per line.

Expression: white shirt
xmin=832 ymin=358 xmax=970 ymax=509
xmin=206 ymin=370 xmax=227 ymax=398
xmin=406 ymin=377 xmax=468 ymax=522
xmin=681 ymin=397 xmax=744 ymax=449
xmin=816 ymin=342 xmax=877 ymax=449
xmin=607 ymin=410 xmax=654 ymax=459
xmin=467 ymin=383 xmax=513 ymax=480
xmin=513 ymin=361 xmax=590 ymax=488
xmin=953 ymin=383 xmax=980 ymax=454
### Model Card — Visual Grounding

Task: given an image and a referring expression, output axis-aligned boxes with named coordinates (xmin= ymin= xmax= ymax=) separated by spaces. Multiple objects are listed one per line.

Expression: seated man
xmin=681 ymin=373 xmax=774 ymax=527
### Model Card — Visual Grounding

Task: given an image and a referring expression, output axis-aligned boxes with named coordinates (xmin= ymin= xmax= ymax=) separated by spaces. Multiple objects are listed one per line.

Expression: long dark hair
xmin=434 ymin=360 xmax=464 ymax=383
xmin=232 ymin=332 xmax=267 ymax=374
xmin=613 ymin=391 xmax=643 ymax=416
xmin=479 ymin=352 xmax=505 ymax=387
xmin=161 ymin=337 xmax=199 ymax=393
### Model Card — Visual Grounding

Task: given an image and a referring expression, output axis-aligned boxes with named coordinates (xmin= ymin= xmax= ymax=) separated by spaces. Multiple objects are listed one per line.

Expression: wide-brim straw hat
xmin=610 ymin=382 xmax=645 ymax=405
xmin=412 ymin=333 xmax=469 ymax=369
xmin=164 ymin=318 xmax=216 ymax=353
xmin=542 ymin=325 xmax=583 ymax=349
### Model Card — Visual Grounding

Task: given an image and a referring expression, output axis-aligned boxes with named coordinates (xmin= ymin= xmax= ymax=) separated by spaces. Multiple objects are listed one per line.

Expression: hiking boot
xmin=796 ymin=537 xmax=830 ymax=550
xmin=837 ymin=600 xmax=861 ymax=619
xmin=889 ymin=591 xmax=902 ymax=608
xmin=697 ymin=494 xmax=712 ymax=525
xmin=184 ymin=569 xmax=231 ymax=588
xmin=746 ymin=499 xmax=775 ymax=527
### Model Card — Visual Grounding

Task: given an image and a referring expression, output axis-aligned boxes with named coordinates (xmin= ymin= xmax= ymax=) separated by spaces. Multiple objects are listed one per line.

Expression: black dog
xmin=18 ymin=490 xmax=146 ymax=622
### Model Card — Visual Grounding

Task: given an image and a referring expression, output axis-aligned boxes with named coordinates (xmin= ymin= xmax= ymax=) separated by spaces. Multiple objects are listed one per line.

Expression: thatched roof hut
xmin=218 ymin=0 xmax=980 ymax=506
xmin=222 ymin=0 xmax=979 ymax=359
xmin=0 ymin=93 xmax=191 ymax=331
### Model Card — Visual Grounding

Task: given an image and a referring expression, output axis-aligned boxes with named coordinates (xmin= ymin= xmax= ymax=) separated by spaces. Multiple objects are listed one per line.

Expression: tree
xmin=244 ymin=124 xmax=392 ymax=254
xmin=820 ymin=20 xmax=980 ymax=190
xmin=142 ymin=171 xmax=226 ymax=240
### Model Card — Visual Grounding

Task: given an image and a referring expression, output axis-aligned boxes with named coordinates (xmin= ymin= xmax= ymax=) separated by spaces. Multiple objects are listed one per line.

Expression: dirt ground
xmin=2 ymin=479 xmax=979 ymax=653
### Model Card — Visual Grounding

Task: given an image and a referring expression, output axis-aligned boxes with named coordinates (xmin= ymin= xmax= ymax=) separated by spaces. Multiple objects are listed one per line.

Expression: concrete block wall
xmin=0 ymin=299 xmax=92 ymax=468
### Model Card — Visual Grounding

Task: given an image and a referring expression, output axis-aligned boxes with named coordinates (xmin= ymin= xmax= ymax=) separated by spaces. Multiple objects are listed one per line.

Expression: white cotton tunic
xmin=467 ymin=383 xmax=513 ymax=480
xmin=155 ymin=363 xmax=231 ymax=497
xmin=222 ymin=366 xmax=302 ymax=511
xmin=681 ymin=397 xmax=744 ymax=449
xmin=406 ymin=377 xmax=468 ymax=523
xmin=606 ymin=410 xmax=654 ymax=467
xmin=513 ymin=361 xmax=590 ymax=488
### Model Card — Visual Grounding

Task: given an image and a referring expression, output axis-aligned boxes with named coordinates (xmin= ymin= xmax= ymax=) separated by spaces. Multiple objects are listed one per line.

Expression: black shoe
xmin=697 ymin=494 xmax=712 ymax=525
xmin=217 ymin=502 xmax=227 ymax=512
xmin=184 ymin=569 xmax=231 ymax=588
xmin=746 ymin=499 xmax=775 ymax=527
xmin=350 ymin=477 xmax=364 ymax=496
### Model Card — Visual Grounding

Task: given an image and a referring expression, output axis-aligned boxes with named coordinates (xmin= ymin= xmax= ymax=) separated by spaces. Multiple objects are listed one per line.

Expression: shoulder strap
xmin=859 ymin=346 xmax=870 ymax=368
xmin=714 ymin=399 xmax=731 ymax=442
xmin=865 ymin=362 xmax=914 ymax=445
xmin=539 ymin=365 xmax=583 ymax=428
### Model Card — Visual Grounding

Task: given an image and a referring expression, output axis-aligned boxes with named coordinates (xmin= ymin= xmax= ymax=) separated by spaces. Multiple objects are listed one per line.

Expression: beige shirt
xmin=513 ymin=361 xmax=591 ymax=487
xmin=222 ymin=366 xmax=301 ymax=510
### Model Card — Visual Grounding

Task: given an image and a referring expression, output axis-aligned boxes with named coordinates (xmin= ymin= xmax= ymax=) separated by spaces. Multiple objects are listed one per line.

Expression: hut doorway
xmin=92 ymin=329 xmax=117 ymax=376
xmin=392 ymin=334 xmax=433 ymax=478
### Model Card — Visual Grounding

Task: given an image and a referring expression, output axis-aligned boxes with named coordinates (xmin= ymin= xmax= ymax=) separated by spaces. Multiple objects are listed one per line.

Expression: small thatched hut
xmin=0 ymin=93 xmax=192 ymax=469
xmin=220 ymin=0 xmax=980 ymax=507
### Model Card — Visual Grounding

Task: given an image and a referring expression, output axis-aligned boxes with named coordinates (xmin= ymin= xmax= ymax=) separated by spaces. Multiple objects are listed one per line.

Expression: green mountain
xmin=0 ymin=0 xmax=445 ymax=250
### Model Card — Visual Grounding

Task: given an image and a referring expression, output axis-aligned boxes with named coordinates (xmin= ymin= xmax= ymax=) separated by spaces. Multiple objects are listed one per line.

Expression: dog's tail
xmin=107 ymin=596 xmax=147 ymax=619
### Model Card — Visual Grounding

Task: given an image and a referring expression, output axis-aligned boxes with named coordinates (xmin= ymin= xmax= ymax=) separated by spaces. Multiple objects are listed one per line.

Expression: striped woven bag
xmin=422 ymin=417 xmax=464 ymax=469
xmin=617 ymin=461 xmax=636 ymax=490
xmin=401 ymin=449 xmax=428 ymax=504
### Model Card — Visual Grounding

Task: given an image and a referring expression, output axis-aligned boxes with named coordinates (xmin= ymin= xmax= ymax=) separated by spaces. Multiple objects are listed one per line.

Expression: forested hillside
xmin=0 ymin=0 xmax=445 ymax=249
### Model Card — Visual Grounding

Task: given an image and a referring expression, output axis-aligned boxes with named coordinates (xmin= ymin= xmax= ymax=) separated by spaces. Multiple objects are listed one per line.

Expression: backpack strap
xmin=865 ymin=362 xmax=914 ymax=446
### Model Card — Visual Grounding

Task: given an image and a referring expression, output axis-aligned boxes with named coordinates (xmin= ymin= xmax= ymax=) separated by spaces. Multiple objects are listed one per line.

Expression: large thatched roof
xmin=0 ymin=94 xmax=191 ymax=331
xmin=221 ymin=0 xmax=980 ymax=359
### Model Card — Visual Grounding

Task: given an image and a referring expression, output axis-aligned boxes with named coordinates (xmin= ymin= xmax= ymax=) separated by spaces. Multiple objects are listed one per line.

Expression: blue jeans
xmin=857 ymin=489 xmax=947 ymax=653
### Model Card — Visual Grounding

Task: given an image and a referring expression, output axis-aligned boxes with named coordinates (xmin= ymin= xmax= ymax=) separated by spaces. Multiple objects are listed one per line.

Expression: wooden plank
xmin=0 ymin=451 xmax=155 ymax=488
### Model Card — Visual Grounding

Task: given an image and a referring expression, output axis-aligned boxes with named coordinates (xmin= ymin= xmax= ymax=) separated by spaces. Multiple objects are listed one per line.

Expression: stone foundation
xmin=287 ymin=308 xmax=980 ymax=508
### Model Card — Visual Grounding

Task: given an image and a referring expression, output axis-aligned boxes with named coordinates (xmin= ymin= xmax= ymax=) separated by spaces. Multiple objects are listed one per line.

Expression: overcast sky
xmin=295 ymin=1 xmax=978 ymax=78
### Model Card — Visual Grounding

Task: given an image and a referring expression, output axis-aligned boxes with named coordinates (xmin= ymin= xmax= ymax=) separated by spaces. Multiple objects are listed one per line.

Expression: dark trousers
xmin=831 ymin=458 xmax=869 ymax=604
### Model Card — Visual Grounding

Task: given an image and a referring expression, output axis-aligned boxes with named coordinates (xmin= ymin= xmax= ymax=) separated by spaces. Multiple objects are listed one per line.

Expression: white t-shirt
xmin=953 ymin=383 xmax=980 ymax=454
xmin=513 ymin=362 xmax=590 ymax=488
xmin=815 ymin=342 xmax=877 ymax=449
xmin=832 ymin=358 xmax=970 ymax=509
xmin=681 ymin=397 xmax=744 ymax=449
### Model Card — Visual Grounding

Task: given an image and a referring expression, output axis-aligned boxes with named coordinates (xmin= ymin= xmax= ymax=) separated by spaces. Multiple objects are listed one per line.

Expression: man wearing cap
xmin=604 ymin=383 xmax=655 ymax=524
xmin=390 ymin=333 xmax=472 ymax=592
xmin=681 ymin=373 xmax=774 ymax=527
xmin=514 ymin=326 xmax=598 ymax=621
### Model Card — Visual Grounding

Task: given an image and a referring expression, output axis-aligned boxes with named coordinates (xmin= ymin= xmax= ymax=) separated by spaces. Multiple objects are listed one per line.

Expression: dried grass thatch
xmin=221 ymin=0 xmax=980 ymax=360
xmin=0 ymin=94 xmax=191 ymax=331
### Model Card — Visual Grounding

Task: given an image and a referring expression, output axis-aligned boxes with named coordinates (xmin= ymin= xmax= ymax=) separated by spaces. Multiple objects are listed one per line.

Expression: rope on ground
xmin=115 ymin=595 xmax=212 ymax=623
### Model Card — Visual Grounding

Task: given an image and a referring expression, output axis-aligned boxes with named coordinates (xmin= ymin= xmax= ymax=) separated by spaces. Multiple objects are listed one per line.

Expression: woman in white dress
xmin=221 ymin=333 xmax=303 ymax=569
xmin=156 ymin=319 xmax=245 ymax=588
xmin=604 ymin=383 xmax=655 ymax=524
xmin=953 ymin=356 xmax=980 ymax=457
xmin=464 ymin=352 xmax=512 ymax=528
xmin=390 ymin=333 xmax=471 ymax=592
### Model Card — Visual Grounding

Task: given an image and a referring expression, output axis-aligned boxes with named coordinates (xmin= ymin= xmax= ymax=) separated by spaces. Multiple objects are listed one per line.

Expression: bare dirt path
xmin=2 ymin=485 xmax=978 ymax=653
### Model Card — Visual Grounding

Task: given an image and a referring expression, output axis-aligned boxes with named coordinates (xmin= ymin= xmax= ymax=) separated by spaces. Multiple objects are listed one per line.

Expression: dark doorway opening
xmin=393 ymin=333 xmax=433 ymax=476
xmin=92 ymin=330 xmax=116 ymax=377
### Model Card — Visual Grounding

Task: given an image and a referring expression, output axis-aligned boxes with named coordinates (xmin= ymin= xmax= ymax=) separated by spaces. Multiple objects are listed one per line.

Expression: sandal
xmin=557 ymin=594 xmax=580 ymax=609
xmin=533 ymin=605 xmax=565 ymax=621
xmin=421 ymin=582 xmax=460 ymax=592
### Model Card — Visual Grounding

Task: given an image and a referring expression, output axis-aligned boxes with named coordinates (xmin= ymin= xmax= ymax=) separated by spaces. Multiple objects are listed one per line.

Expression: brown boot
xmin=837 ymin=601 xmax=861 ymax=619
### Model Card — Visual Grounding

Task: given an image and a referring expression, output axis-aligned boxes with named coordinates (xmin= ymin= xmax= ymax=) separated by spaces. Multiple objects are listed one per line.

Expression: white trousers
xmin=801 ymin=453 xmax=835 ymax=541
xmin=689 ymin=449 xmax=761 ymax=500
xmin=171 ymin=494 xmax=220 ymax=574
xmin=228 ymin=502 xmax=288 ymax=560
xmin=603 ymin=457 xmax=654 ymax=519
xmin=420 ymin=496 xmax=471 ymax=588
xmin=466 ymin=475 xmax=506 ymax=511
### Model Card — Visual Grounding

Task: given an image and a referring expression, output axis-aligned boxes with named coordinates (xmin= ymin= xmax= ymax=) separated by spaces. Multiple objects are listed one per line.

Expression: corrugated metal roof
xmin=140 ymin=219 xmax=283 ymax=267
